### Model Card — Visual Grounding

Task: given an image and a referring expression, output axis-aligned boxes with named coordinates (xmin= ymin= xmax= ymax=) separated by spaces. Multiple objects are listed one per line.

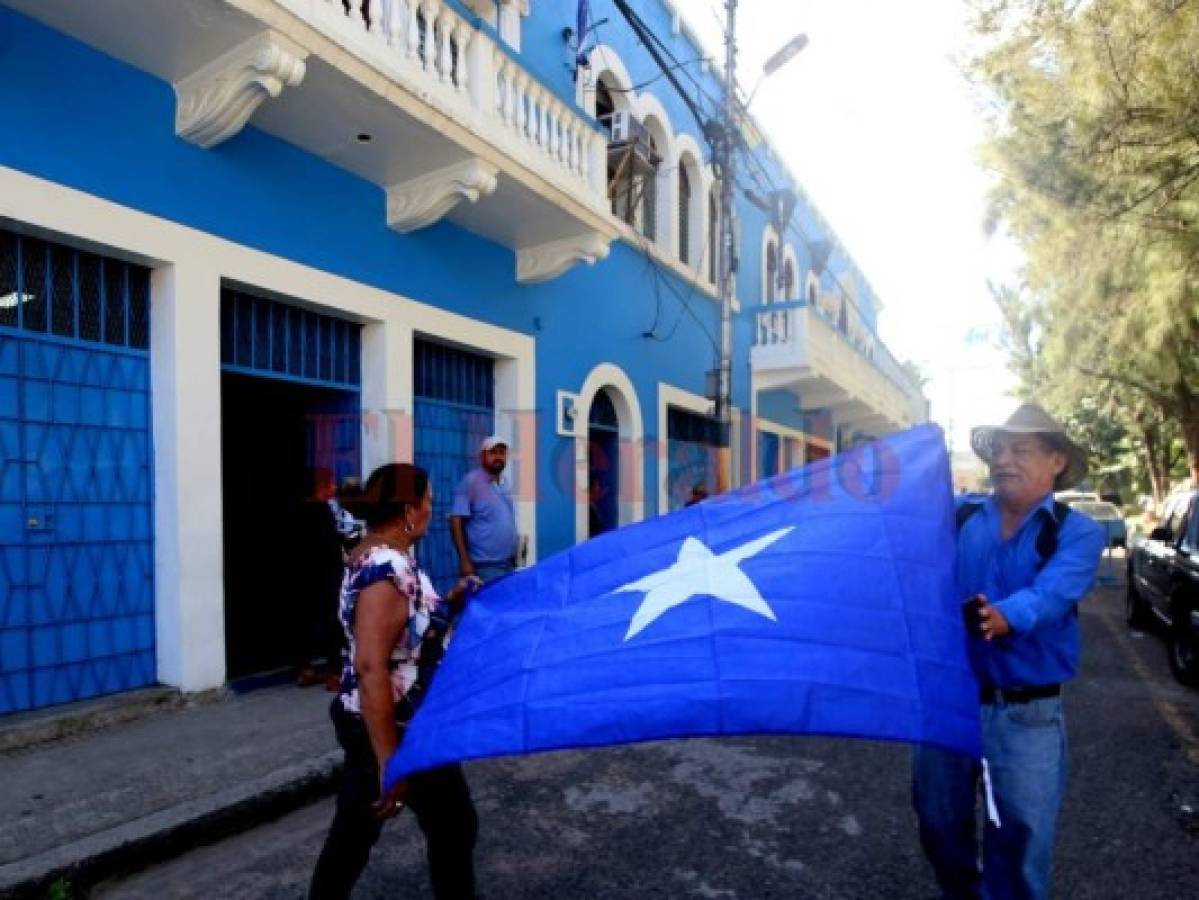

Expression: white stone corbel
xmin=174 ymin=32 xmax=308 ymax=149
xmin=385 ymin=158 xmax=500 ymax=233
xmin=516 ymin=232 xmax=611 ymax=284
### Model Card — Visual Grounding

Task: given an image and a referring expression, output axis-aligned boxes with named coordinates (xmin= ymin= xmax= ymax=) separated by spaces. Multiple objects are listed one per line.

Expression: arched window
xmin=808 ymin=280 xmax=817 ymax=304
xmin=708 ymin=188 xmax=719 ymax=284
xmin=641 ymin=134 xmax=657 ymax=241
xmin=783 ymin=258 xmax=796 ymax=300
xmin=597 ymin=82 xmax=618 ymax=219
xmin=765 ymin=240 xmax=778 ymax=303
xmin=678 ymin=165 xmax=692 ymax=265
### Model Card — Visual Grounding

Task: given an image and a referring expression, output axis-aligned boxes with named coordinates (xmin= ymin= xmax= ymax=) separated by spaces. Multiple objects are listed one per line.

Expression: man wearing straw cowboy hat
xmin=913 ymin=403 xmax=1107 ymax=900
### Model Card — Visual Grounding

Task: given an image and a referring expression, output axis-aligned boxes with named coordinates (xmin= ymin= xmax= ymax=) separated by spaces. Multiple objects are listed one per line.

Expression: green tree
xmin=970 ymin=0 xmax=1199 ymax=487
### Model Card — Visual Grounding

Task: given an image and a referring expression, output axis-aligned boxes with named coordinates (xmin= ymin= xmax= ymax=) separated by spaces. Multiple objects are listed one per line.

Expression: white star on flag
xmin=614 ymin=527 xmax=795 ymax=640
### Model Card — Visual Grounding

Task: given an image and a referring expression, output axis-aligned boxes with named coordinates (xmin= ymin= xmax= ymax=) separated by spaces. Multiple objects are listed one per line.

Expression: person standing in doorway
xmin=912 ymin=403 xmax=1106 ymax=900
xmin=293 ymin=467 xmax=345 ymax=688
xmin=450 ymin=435 xmax=518 ymax=584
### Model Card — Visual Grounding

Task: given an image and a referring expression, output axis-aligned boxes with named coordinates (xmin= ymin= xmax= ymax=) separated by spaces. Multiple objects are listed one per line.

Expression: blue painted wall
xmin=0 ymin=4 xmax=873 ymax=558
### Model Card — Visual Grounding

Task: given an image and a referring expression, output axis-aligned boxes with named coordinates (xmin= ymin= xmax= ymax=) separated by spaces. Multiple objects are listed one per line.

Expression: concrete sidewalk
xmin=0 ymin=684 xmax=340 ymax=899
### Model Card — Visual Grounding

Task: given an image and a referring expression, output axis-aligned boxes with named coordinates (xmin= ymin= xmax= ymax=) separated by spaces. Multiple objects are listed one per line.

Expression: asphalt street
xmin=95 ymin=569 xmax=1199 ymax=899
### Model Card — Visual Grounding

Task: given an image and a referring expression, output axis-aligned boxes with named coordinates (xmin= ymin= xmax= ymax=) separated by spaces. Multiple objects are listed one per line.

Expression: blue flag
xmin=385 ymin=424 xmax=979 ymax=788
xmin=576 ymin=0 xmax=591 ymax=65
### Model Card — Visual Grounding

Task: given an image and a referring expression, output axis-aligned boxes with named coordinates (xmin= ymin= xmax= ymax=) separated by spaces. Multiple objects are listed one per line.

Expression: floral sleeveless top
xmin=335 ymin=546 xmax=453 ymax=721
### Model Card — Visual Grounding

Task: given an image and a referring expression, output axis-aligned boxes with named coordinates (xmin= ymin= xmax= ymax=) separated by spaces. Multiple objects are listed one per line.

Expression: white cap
xmin=481 ymin=435 xmax=509 ymax=452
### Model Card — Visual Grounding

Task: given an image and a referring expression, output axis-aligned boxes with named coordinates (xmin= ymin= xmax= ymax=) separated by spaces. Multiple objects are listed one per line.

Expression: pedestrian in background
xmin=913 ymin=404 xmax=1106 ymax=900
xmin=309 ymin=463 xmax=482 ymax=900
xmin=293 ymin=467 xmax=345 ymax=689
xmin=450 ymin=435 xmax=518 ymax=583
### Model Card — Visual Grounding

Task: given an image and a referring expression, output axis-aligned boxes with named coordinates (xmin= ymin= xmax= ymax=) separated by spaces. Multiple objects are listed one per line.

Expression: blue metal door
xmin=0 ymin=229 xmax=155 ymax=715
xmin=759 ymin=431 xmax=780 ymax=480
xmin=413 ymin=340 xmax=494 ymax=593
xmin=588 ymin=389 xmax=620 ymax=536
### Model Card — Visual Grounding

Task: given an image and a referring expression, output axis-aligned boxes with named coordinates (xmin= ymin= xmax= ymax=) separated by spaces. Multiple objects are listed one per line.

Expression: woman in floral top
xmin=309 ymin=463 xmax=481 ymax=900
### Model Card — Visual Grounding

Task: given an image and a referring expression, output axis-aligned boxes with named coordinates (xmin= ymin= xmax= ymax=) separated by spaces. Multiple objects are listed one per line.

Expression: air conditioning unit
xmin=607 ymin=111 xmax=659 ymax=177
xmin=610 ymin=110 xmax=648 ymax=145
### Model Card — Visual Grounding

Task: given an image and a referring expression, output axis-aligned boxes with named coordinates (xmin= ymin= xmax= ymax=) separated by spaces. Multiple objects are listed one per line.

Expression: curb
xmin=0 ymin=688 xmax=227 ymax=755
xmin=0 ymin=750 xmax=343 ymax=899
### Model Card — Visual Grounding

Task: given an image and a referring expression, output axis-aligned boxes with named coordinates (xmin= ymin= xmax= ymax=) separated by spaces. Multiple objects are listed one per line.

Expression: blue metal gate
xmin=0 ymin=229 xmax=155 ymax=715
xmin=666 ymin=407 xmax=719 ymax=512
xmin=759 ymin=431 xmax=780 ymax=480
xmin=413 ymin=340 xmax=494 ymax=592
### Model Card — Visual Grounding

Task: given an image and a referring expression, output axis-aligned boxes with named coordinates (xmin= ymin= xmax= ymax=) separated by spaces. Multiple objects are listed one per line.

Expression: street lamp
xmin=744 ymin=33 xmax=809 ymax=110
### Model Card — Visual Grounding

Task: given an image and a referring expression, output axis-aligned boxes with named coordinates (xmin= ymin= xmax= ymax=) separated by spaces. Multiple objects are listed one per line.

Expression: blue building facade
xmin=0 ymin=0 xmax=926 ymax=713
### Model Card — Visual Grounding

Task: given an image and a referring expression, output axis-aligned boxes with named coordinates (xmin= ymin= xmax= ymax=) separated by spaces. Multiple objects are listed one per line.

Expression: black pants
xmin=308 ymin=704 xmax=478 ymax=900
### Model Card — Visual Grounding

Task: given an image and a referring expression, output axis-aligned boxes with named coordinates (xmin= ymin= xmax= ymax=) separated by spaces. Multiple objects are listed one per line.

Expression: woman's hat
xmin=970 ymin=403 xmax=1089 ymax=490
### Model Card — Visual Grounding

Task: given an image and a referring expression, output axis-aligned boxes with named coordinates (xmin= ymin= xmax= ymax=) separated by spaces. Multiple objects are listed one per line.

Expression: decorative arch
xmin=573 ymin=363 xmax=645 ymax=542
xmin=579 ymin=44 xmax=636 ymax=118
xmin=632 ymin=93 xmax=676 ymax=252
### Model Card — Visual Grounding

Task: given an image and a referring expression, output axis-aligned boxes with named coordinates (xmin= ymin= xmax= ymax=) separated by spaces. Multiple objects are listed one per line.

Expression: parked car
xmin=1068 ymin=500 xmax=1127 ymax=549
xmin=1126 ymin=489 xmax=1199 ymax=686
xmin=1055 ymin=490 xmax=1100 ymax=505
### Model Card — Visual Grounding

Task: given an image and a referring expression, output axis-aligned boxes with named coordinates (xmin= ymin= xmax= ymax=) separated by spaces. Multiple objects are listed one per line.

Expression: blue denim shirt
xmin=450 ymin=468 xmax=518 ymax=566
xmin=956 ymin=492 xmax=1106 ymax=689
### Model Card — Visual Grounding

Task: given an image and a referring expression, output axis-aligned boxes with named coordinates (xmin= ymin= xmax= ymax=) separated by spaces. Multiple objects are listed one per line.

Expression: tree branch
xmin=1075 ymin=364 xmax=1174 ymax=405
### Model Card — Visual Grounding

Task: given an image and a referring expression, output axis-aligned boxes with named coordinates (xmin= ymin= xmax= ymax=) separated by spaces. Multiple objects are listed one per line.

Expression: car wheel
xmin=1125 ymin=574 xmax=1152 ymax=629
xmin=1167 ymin=599 xmax=1199 ymax=687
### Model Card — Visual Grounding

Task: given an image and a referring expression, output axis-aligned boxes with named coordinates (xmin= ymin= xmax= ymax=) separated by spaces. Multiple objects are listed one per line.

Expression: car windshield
xmin=1072 ymin=502 xmax=1121 ymax=521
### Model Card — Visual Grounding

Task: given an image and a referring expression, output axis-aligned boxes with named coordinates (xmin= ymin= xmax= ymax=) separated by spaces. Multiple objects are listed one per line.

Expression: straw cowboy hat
xmin=970 ymin=403 xmax=1089 ymax=491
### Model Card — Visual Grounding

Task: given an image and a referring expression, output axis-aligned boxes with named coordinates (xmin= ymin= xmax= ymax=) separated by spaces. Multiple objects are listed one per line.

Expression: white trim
xmin=573 ymin=364 xmax=646 ymax=543
xmin=656 ymin=382 xmax=711 ymax=514
xmin=578 ymin=43 xmax=636 ymax=117
xmin=0 ymin=164 xmax=536 ymax=693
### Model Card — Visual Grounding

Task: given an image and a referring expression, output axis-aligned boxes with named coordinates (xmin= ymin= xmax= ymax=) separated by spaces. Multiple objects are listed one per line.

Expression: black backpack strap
xmin=1033 ymin=501 xmax=1071 ymax=570
xmin=956 ymin=502 xmax=984 ymax=532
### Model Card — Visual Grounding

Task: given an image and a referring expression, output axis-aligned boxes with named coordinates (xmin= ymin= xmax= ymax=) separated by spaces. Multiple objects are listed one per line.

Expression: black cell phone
xmin=961 ymin=596 xmax=984 ymax=638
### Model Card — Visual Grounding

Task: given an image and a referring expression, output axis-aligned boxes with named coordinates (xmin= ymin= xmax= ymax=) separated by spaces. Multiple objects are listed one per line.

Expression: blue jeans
xmin=912 ymin=695 xmax=1067 ymax=900
xmin=474 ymin=561 xmax=514 ymax=584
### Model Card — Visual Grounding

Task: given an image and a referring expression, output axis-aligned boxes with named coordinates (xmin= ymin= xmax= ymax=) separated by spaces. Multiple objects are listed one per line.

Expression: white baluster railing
xmin=281 ymin=0 xmax=605 ymax=205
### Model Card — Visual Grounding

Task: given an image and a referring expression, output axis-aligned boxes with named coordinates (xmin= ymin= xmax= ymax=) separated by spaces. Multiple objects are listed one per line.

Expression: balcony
xmin=751 ymin=296 xmax=928 ymax=436
xmin=7 ymin=0 xmax=619 ymax=282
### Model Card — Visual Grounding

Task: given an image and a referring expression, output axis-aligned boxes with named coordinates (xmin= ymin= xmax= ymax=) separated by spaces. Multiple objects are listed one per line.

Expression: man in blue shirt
xmin=450 ymin=435 xmax=519 ymax=584
xmin=914 ymin=404 xmax=1106 ymax=900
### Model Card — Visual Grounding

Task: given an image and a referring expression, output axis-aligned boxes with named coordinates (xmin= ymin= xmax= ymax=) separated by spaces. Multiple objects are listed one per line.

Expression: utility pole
xmin=714 ymin=0 xmax=738 ymax=493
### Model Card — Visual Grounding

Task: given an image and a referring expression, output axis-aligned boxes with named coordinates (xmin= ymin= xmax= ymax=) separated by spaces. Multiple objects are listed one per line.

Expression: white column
xmin=151 ymin=260 xmax=226 ymax=693
xmin=419 ymin=0 xmax=436 ymax=71
xmin=405 ymin=0 xmax=421 ymax=58
xmin=514 ymin=72 xmax=529 ymax=139
xmin=454 ymin=22 xmax=472 ymax=94
xmin=437 ymin=9 xmax=454 ymax=83
xmin=360 ymin=316 xmax=415 ymax=471
xmin=589 ymin=132 xmax=607 ymax=201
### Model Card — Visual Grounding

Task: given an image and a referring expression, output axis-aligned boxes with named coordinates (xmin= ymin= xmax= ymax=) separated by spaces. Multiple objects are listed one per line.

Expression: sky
xmin=672 ymin=0 xmax=1021 ymax=454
